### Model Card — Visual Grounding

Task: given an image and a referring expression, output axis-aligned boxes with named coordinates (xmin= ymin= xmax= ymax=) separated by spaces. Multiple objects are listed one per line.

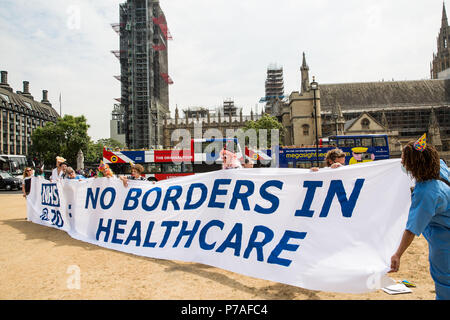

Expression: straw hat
xmin=56 ymin=156 xmax=66 ymax=163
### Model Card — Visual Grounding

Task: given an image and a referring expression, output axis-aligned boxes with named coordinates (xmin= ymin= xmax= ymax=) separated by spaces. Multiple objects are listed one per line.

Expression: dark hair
xmin=402 ymin=141 xmax=440 ymax=182
xmin=325 ymin=148 xmax=346 ymax=167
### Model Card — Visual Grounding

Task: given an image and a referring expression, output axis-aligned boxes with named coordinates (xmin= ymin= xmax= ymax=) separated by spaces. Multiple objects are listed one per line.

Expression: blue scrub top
xmin=440 ymin=159 xmax=449 ymax=181
xmin=406 ymin=160 xmax=450 ymax=236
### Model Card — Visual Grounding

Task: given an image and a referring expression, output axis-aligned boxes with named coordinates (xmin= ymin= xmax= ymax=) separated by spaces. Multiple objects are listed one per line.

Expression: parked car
xmin=0 ymin=171 xmax=22 ymax=191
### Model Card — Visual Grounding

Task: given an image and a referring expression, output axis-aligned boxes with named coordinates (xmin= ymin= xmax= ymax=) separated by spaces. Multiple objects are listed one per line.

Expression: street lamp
xmin=310 ymin=76 xmax=319 ymax=167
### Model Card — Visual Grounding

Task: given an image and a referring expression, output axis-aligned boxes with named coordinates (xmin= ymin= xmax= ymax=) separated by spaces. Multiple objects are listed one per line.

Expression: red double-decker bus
xmin=102 ymin=138 xmax=270 ymax=181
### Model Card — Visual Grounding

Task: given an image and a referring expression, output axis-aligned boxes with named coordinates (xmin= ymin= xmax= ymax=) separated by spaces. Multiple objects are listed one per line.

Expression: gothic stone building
xmin=271 ymin=52 xmax=449 ymax=161
xmin=162 ymin=105 xmax=262 ymax=148
xmin=431 ymin=3 xmax=450 ymax=79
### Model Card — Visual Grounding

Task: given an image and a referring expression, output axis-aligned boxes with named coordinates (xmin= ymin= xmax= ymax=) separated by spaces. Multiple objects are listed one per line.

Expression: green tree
xmin=243 ymin=113 xmax=285 ymax=147
xmin=97 ymin=138 xmax=124 ymax=149
xmin=30 ymin=115 xmax=90 ymax=167
xmin=85 ymin=138 xmax=124 ymax=164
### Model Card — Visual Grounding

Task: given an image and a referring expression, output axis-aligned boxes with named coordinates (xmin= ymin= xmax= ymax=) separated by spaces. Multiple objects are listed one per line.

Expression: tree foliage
xmin=85 ymin=138 xmax=124 ymax=164
xmin=243 ymin=113 xmax=285 ymax=147
xmin=30 ymin=115 xmax=90 ymax=167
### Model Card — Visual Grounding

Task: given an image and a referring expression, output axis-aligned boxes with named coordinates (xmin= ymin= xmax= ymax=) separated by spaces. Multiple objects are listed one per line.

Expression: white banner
xmin=27 ymin=159 xmax=413 ymax=294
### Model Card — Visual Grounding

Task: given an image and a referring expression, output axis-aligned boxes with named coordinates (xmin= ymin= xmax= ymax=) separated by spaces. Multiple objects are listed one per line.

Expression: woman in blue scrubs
xmin=389 ymin=135 xmax=450 ymax=300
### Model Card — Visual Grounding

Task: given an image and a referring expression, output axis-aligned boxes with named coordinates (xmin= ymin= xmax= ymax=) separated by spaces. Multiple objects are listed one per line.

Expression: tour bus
xmin=277 ymin=134 xmax=390 ymax=168
xmin=0 ymin=154 xmax=27 ymax=179
xmin=102 ymin=138 xmax=270 ymax=181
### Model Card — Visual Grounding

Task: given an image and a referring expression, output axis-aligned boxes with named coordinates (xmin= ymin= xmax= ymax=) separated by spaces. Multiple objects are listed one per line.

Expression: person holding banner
xmin=220 ymin=147 xmax=242 ymax=170
xmin=310 ymin=148 xmax=346 ymax=172
xmin=65 ymin=167 xmax=86 ymax=180
xmin=22 ymin=167 xmax=33 ymax=198
xmin=390 ymin=134 xmax=450 ymax=300
xmin=120 ymin=163 xmax=146 ymax=187
xmin=243 ymin=158 xmax=254 ymax=168
xmin=50 ymin=156 xmax=68 ymax=182
xmin=96 ymin=161 xmax=114 ymax=178
xmin=34 ymin=163 xmax=45 ymax=178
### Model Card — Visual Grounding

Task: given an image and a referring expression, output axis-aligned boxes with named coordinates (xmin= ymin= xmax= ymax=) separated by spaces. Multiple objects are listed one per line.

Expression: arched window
xmin=361 ymin=118 xmax=370 ymax=130
xmin=302 ymin=124 xmax=310 ymax=136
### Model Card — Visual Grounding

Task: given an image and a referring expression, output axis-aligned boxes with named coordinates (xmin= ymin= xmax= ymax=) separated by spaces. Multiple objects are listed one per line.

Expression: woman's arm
xmin=119 ymin=175 xmax=128 ymax=187
xmin=389 ymin=229 xmax=416 ymax=273
xmin=22 ymin=181 xmax=26 ymax=197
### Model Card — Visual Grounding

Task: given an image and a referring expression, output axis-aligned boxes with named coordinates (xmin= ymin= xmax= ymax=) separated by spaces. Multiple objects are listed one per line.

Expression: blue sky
xmin=0 ymin=0 xmax=444 ymax=141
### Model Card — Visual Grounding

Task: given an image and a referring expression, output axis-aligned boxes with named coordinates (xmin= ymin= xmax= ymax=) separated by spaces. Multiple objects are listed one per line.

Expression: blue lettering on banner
xmin=243 ymin=225 xmax=274 ymax=261
xmin=124 ymin=221 xmax=141 ymax=246
xmin=159 ymin=221 xmax=180 ymax=247
xmin=85 ymin=179 xmax=287 ymax=215
xmin=50 ymin=208 xmax=64 ymax=228
xmin=162 ymin=186 xmax=183 ymax=211
xmin=41 ymin=183 xmax=60 ymax=207
xmin=40 ymin=208 xmax=49 ymax=221
xmin=84 ymin=177 xmax=367 ymax=268
xmin=319 ymin=179 xmax=365 ymax=218
xmin=294 ymin=179 xmax=365 ymax=218
xmin=143 ymin=221 xmax=157 ymax=247
xmin=254 ymin=180 xmax=283 ymax=214
xmin=173 ymin=220 xmax=201 ymax=248
xmin=100 ymin=187 xmax=116 ymax=210
xmin=96 ymin=218 xmax=112 ymax=241
xmin=216 ymin=223 xmax=243 ymax=257
xmin=93 ymin=218 xmax=308 ymax=267
xmin=208 ymin=179 xmax=231 ymax=208
xmin=85 ymin=187 xmax=116 ymax=210
xmin=268 ymin=231 xmax=307 ymax=267
xmin=85 ymin=187 xmax=100 ymax=209
xmin=295 ymin=181 xmax=323 ymax=217
xmin=184 ymin=184 xmax=208 ymax=210
xmin=111 ymin=219 xmax=127 ymax=244
xmin=40 ymin=208 xmax=64 ymax=228
xmin=123 ymin=188 xmax=142 ymax=210
xmin=142 ymin=187 xmax=162 ymax=212
xmin=198 ymin=220 xmax=225 ymax=250
xmin=229 ymin=180 xmax=254 ymax=211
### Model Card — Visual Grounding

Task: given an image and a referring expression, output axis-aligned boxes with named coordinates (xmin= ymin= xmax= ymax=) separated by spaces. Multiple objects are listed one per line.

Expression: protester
xmin=220 ymin=146 xmax=242 ymax=169
xmin=120 ymin=164 xmax=146 ymax=187
xmin=34 ymin=163 xmax=45 ymax=178
xmin=86 ymin=169 xmax=96 ymax=178
xmin=22 ymin=167 xmax=33 ymax=198
xmin=243 ymin=158 xmax=254 ymax=168
xmin=310 ymin=148 xmax=346 ymax=172
xmin=50 ymin=156 xmax=68 ymax=181
xmin=96 ymin=161 xmax=114 ymax=178
xmin=65 ymin=167 xmax=86 ymax=180
xmin=389 ymin=134 xmax=450 ymax=300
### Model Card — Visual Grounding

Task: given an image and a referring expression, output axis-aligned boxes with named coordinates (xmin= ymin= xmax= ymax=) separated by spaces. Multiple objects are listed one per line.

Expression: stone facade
xmin=162 ymin=106 xmax=262 ymax=148
xmin=273 ymin=53 xmax=322 ymax=147
xmin=0 ymin=71 xmax=59 ymax=155
xmin=431 ymin=3 xmax=450 ymax=79
xmin=267 ymin=49 xmax=450 ymax=161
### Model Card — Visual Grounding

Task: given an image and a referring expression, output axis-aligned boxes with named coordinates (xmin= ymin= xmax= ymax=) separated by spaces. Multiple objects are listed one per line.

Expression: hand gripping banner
xmin=27 ymin=159 xmax=412 ymax=294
